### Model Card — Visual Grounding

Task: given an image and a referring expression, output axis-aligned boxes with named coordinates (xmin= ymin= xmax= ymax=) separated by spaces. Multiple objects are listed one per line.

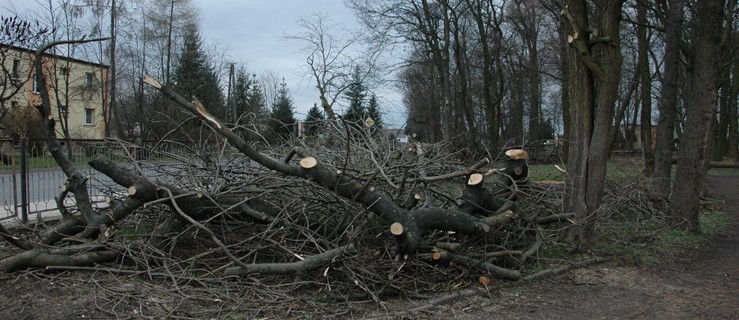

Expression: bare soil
xmin=0 ymin=175 xmax=737 ymax=320
xmin=395 ymin=174 xmax=738 ymax=320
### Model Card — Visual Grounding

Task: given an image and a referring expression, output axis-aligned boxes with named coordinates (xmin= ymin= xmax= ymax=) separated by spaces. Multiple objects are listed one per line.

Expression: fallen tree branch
xmin=1 ymin=246 xmax=118 ymax=272
xmin=520 ymin=257 xmax=611 ymax=282
xmin=223 ymin=244 xmax=355 ymax=276
xmin=143 ymin=76 xmax=497 ymax=254
xmin=420 ymin=251 xmax=521 ymax=280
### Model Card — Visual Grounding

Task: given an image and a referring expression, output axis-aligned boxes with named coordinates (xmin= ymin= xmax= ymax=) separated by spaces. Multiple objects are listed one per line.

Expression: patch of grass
xmin=698 ymin=210 xmax=733 ymax=235
xmin=118 ymin=225 xmax=150 ymax=236
xmin=594 ymin=210 xmax=733 ymax=266
xmin=527 ymin=157 xmax=646 ymax=183
xmin=527 ymin=164 xmax=565 ymax=182
xmin=537 ymin=242 xmax=570 ymax=260
xmin=708 ymin=167 xmax=739 ymax=176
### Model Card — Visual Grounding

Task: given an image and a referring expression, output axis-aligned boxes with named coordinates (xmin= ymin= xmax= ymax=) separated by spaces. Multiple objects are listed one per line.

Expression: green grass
xmin=527 ymin=164 xmax=566 ymax=182
xmin=527 ymin=158 xmax=645 ymax=183
xmin=593 ymin=210 xmax=733 ymax=266
xmin=708 ymin=167 xmax=739 ymax=176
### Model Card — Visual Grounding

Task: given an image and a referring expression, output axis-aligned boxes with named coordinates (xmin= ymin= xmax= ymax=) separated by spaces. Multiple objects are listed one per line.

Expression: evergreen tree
xmin=305 ymin=103 xmax=325 ymax=136
xmin=247 ymin=77 xmax=267 ymax=118
xmin=233 ymin=67 xmax=252 ymax=121
xmin=269 ymin=79 xmax=296 ymax=142
xmin=173 ymin=23 xmax=225 ymax=121
xmin=342 ymin=66 xmax=367 ymax=130
xmin=366 ymin=94 xmax=383 ymax=135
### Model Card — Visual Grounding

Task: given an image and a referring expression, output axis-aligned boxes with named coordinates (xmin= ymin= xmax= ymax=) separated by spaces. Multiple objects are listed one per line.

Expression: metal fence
xmin=0 ymin=138 xmax=203 ymax=225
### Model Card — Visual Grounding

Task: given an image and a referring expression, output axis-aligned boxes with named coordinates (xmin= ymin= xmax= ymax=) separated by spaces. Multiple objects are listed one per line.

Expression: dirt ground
xmin=395 ymin=174 xmax=738 ymax=320
xmin=0 ymin=175 xmax=737 ymax=319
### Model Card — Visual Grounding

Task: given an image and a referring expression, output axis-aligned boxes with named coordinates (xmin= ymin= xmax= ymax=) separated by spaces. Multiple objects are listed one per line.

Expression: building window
xmin=84 ymin=108 xmax=94 ymax=125
xmin=60 ymin=67 xmax=69 ymax=76
xmin=58 ymin=105 xmax=68 ymax=117
xmin=85 ymin=72 xmax=94 ymax=89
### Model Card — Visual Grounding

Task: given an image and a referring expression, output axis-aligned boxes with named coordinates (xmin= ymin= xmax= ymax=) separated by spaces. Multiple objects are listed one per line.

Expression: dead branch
xmin=143 ymin=76 xmax=497 ymax=254
xmin=223 ymin=244 xmax=355 ymax=276
xmin=421 ymin=250 xmax=521 ymax=280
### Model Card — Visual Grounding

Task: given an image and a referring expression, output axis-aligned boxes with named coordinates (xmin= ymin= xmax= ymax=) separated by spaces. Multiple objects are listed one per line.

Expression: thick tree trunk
xmin=652 ymin=0 xmax=685 ymax=197
xmin=669 ymin=0 xmax=723 ymax=233
xmin=561 ymin=0 xmax=623 ymax=245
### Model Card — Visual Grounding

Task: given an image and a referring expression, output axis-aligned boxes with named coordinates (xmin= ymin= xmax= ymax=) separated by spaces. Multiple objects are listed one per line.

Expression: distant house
xmin=383 ymin=128 xmax=408 ymax=143
xmin=1 ymin=44 xmax=109 ymax=139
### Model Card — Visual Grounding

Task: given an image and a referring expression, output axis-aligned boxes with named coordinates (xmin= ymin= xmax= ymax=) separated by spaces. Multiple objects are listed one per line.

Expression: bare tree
xmin=652 ymin=0 xmax=685 ymax=197
xmin=289 ymin=13 xmax=377 ymax=132
xmin=0 ymin=15 xmax=50 ymax=164
xmin=636 ymin=0 xmax=654 ymax=174
xmin=560 ymin=0 xmax=624 ymax=245
xmin=670 ymin=0 xmax=723 ymax=233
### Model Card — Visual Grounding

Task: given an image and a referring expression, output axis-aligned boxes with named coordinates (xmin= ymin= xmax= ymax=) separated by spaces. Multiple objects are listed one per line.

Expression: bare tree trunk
xmin=714 ymin=0 xmax=737 ymax=161
xmin=669 ymin=0 xmax=723 ymax=233
xmin=467 ymin=0 xmax=502 ymax=153
xmin=652 ymin=0 xmax=684 ymax=197
xmin=561 ymin=0 xmax=623 ymax=245
xmin=637 ymin=0 xmax=653 ymax=175
xmin=608 ymin=68 xmax=639 ymax=154
xmin=729 ymin=56 xmax=739 ymax=161
xmin=419 ymin=0 xmax=452 ymax=144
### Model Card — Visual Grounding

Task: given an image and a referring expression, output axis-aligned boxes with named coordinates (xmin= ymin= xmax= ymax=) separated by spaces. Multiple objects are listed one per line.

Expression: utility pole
xmin=227 ymin=63 xmax=235 ymax=123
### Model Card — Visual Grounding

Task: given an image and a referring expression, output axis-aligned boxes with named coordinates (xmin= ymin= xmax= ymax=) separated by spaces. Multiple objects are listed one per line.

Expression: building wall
xmin=1 ymin=45 xmax=108 ymax=140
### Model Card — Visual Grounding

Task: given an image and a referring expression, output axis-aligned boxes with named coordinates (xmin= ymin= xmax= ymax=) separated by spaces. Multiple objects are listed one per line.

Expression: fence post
xmin=19 ymin=137 xmax=28 ymax=224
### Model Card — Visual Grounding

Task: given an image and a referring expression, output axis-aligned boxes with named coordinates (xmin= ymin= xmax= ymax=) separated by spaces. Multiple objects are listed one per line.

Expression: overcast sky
xmin=0 ymin=0 xmax=405 ymax=127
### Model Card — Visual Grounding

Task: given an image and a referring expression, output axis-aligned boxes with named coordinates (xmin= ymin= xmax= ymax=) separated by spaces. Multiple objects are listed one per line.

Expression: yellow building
xmin=1 ymin=44 xmax=109 ymax=139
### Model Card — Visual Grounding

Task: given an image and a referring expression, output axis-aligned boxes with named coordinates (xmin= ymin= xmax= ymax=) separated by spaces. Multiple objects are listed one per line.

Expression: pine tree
xmin=366 ymin=94 xmax=383 ymax=135
xmin=233 ymin=67 xmax=252 ymax=121
xmin=305 ymin=103 xmax=325 ymax=136
xmin=269 ymin=79 xmax=296 ymax=142
xmin=343 ymin=66 xmax=367 ymax=130
xmin=247 ymin=77 xmax=267 ymax=118
xmin=173 ymin=23 xmax=225 ymax=121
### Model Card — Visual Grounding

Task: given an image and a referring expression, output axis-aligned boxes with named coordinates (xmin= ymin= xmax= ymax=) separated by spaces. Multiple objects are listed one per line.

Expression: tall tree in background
xmin=366 ymin=94 xmax=383 ymax=135
xmin=343 ymin=66 xmax=367 ymax=130
xmin=466 ymin=0 xmax=505 ymax=152
xmin=652 ymin=0 xmax=685 ymax=197
xmin=509 ymin=0 xmax=543 ymax=144
xmin=247 ymin=76 xmax=266 ymax=118
xmin=636 ymin=0 xmax=653 ymax=175
xmin=670 ymin=0 xmax=723 ymax=233
xmin=269 ymin=79 xmax=295 ymax=142
xmin=712 ymin=0 xmax=738 ymax=161
xmin=560 ymin=0 xmax=624 ymax=245
xmin=232 ymin=67 xmax=252 ymax=122
xmin=172 ymin=23 xmax=225 ymax=124
xmin=304 ymin=103 xmax=325 ymax=137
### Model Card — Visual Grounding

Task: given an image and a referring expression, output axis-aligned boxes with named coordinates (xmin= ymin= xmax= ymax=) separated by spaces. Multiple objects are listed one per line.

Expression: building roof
xmin=1 ymin=43 xmax=110 ymax=69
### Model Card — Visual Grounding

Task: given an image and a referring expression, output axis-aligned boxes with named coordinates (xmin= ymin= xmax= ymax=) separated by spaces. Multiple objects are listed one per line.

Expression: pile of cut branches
xmin=0 ymin=65 xmax=589 ymax=317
